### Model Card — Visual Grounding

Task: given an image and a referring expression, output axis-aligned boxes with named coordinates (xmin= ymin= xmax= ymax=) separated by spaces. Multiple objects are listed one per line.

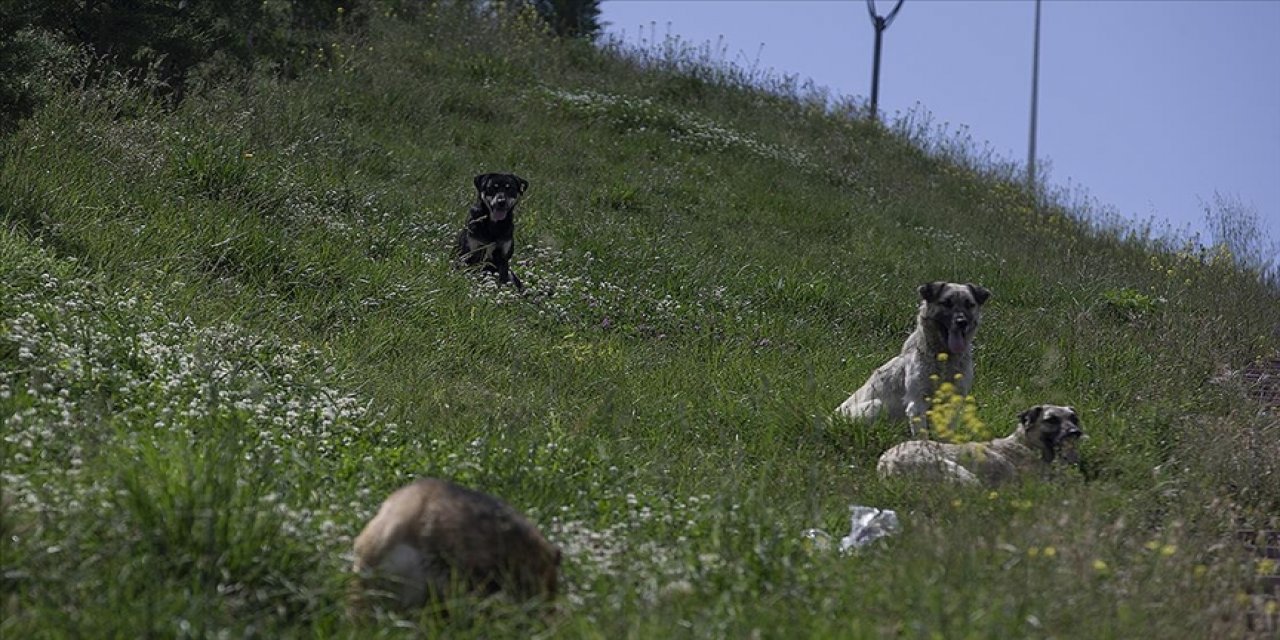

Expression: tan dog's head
xmin=1017 ymin=404 xmax=1084 ymax=464
xmin=918 ymin=282 xmax=991 ymax=355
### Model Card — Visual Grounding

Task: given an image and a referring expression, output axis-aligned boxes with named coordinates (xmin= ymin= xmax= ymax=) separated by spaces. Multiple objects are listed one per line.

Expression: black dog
xmin=455 ymin=172 xmax=528 ymax=290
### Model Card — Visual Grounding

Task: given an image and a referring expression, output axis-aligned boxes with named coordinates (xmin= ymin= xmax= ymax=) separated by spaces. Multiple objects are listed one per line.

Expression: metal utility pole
xmin=1027 ymin=0 xmax=1042 ymax=198
xmin=866 ymin=0 xmax=905 ymax=121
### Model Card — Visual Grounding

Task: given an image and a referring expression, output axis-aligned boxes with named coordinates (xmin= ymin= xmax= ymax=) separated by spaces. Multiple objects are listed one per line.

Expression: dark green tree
xmin=0 ymin=0 xmax=364 ymax=105
xmin=529 ymin=0 xmax=603 ymax=40
xmin=0 ymin=5 xmax=40 ymax=133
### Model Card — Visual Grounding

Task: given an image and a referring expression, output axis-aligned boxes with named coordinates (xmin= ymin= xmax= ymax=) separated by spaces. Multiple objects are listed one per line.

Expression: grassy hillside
xmin=3 ymin=5 xmax=1279 ymax=637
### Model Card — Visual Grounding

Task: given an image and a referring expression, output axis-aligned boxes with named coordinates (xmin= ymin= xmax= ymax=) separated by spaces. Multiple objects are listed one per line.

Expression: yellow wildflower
xmin=1092 ymin=559 xmax=1109 ymax=572
xmin=924 ymin=380 xmax=989 ymax=443
xmin=1160 ymin=544 xmax=1176 ymax=557
xmin=1043 ymin=546 xmax=1057 ymax=558
xmin=1257 ymin=559 xmax=1277 ymax=576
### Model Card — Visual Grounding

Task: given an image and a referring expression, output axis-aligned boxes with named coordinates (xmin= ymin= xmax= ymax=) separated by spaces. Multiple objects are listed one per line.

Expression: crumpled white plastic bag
xmin=802 ymin=505 xmax=901 ymax=553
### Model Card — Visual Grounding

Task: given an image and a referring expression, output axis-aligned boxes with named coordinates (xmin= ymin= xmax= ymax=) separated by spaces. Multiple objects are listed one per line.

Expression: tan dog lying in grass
xmin=877 ymin=404 xmax=1083 ymax=486
xmin=350 ymin=478 xmax=560 ymax=614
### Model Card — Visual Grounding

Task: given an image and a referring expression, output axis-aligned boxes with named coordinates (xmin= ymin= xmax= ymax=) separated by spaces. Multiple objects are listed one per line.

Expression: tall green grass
xmin=3 ymin=5 xmax=1278 ymax=637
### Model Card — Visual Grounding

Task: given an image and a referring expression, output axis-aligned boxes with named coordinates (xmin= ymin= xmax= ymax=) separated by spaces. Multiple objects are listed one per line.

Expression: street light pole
xmin=866 ymin=0 xmax=905 ymax=122
xmin=1027 ymin=0 xmax=1042 ymax=198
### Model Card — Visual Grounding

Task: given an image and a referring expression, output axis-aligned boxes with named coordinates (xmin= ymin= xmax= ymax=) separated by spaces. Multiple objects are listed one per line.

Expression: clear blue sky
xmin=601 ymin=0 xmax=1280 ymax=249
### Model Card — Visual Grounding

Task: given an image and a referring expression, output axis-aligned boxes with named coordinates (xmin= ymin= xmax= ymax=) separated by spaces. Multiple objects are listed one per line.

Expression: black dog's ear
xmin=473 ymin=173 xmax=493 ymax=193
xmin=918 ymin=281 xmax=947 ymax=303
xmin=514 ymin=174 xmax=529 ymax=194
xmin=1019 ymin=405 xmax=1044 ymax=427
xmin=967 ymin=283 xmax=992 ymax=305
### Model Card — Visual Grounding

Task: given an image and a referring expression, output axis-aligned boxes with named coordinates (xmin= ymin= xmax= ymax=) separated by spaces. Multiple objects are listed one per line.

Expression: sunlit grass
xmin=2 ymin=4 xmax=1278 ymax=637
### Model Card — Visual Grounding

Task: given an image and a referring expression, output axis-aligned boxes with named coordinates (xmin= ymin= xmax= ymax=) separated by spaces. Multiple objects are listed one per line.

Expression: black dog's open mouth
xmin=489 ymin=203 xmax=512 ymax=221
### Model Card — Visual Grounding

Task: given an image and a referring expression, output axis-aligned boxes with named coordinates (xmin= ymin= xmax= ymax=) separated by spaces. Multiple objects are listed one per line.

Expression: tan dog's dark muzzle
xmin=1056 ymin=433 xmax=1082 ymax=465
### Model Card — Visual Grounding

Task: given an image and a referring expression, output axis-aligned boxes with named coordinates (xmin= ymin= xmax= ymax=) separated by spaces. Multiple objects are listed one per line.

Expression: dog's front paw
xmin=906 ymin=407 xmax=929 ymax=438
xmin=906 ymin=400 xmax=923 ymax=419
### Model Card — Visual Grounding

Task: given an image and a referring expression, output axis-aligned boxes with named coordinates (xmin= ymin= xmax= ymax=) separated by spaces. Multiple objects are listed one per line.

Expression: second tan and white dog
xmin=876 ymin=404 xmax=1084 ymax=486
xmin=836 ymin=281 xmax=991 ymax=435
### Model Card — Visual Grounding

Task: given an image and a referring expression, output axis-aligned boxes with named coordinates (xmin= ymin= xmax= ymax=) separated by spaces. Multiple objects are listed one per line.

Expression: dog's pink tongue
xmin=490 ymin=209 xmax=508 ymax=221
xmin=947 ymin=331 xmax=967 ymax=355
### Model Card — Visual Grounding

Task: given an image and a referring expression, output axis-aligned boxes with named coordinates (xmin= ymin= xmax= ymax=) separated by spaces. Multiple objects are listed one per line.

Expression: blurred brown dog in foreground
xmin=876 ymin=404 xmax=1083 ymax=486
xmin=350 ymin=478 xmax=560 ymax=613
